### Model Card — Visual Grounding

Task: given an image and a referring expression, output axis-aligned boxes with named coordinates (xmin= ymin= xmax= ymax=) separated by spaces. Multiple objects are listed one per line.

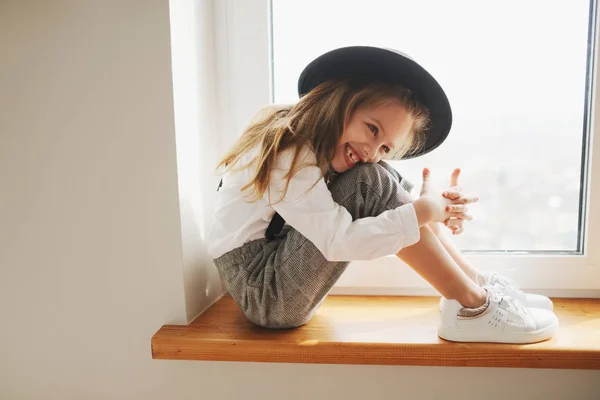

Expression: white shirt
xmin=207 ymin=145 xmax=421 ymax=261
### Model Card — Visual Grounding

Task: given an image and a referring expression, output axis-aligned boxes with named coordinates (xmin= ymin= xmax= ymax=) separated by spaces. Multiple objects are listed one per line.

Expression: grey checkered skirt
xmin=213 ymin=161 xmax=413 ymax=328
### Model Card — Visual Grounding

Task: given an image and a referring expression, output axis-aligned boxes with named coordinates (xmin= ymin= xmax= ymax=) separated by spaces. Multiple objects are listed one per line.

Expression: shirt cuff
xmin=396 ymin=203 xmax=421 ymax=249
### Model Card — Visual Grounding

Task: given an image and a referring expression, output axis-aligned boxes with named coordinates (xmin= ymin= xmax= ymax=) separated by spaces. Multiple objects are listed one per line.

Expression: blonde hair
xmin=217 ymin=78 xmax=430 ymax=202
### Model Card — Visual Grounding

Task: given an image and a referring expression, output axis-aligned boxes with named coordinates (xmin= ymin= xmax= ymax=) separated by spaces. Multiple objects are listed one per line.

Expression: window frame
xmin=217 ymin=0 xmax=600 ymax=295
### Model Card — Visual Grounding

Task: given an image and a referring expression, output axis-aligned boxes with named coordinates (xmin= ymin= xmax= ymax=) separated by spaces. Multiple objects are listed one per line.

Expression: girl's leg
xmin=427 ymin=222 xmax=480 ymax=282
xmin=428 ymin=222 xmax=555 ymax=311
xmin=396 ymin=224 xmax=486 ymax=308
xmin=331 ymin=163 xmax=485 ymax=308
xmin=218 ymin=162 xmax=485 ymax=329
xmin=376 ymin=161 xmax=482 ymax=291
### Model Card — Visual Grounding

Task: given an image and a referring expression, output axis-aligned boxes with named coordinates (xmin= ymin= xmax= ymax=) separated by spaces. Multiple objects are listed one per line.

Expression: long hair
xmin=217 ymin=77 xmax=430 ymax=202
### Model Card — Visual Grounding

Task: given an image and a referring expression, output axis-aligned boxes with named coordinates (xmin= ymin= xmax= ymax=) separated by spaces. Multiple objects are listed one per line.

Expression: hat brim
xmin=297 ymin=46 xmax=452 ymax=159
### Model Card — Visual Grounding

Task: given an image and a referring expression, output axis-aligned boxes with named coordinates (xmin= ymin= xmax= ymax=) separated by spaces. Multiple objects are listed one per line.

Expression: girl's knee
xmin=336 ymin=162 xmax=390 ymax=184
xmin=330 ymin=163 xmax=389 ymax=196
xmin=330 ymin=162 xmax=408 ymax=209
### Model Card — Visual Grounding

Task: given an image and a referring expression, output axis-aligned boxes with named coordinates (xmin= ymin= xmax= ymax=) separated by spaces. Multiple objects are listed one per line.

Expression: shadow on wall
xmin=179 ymin=199 xmax=223 ymax=323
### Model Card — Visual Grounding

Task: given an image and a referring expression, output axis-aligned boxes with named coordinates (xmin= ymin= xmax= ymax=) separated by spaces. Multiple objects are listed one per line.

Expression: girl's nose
xmin=362 ymin=145 xmax=374 ymax=161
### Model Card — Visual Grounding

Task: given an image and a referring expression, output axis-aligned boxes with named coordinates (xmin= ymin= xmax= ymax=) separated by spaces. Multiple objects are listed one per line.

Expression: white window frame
xmin=216 ymin=0 xmax=600 ymax=296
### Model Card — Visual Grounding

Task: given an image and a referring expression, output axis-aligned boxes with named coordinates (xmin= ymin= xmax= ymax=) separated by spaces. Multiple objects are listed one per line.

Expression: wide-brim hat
xmin=297 ymin=46 xmax=452 ymax=159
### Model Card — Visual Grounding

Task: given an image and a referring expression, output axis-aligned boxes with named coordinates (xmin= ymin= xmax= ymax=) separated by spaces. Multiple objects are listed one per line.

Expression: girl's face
xmin=331 ymin=100 xmax=414 ymax=173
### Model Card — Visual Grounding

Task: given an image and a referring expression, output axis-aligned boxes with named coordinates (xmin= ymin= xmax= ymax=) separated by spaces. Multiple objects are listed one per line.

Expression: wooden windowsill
xmin=151 ymin=295 xmax=600 ymax=369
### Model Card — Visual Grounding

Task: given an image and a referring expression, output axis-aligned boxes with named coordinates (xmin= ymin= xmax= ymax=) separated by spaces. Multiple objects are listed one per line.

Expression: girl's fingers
xmin=446 ymin=202 xmax=475 ymax=220
xmin=422 ymin=168 xmax=431 ymax=182
xmin=442 ymin=190 xmax=462 ymax=200
xmin=452 ymin=226 xmax=465 ymax=235
xmin=447 ymin=212 xmax=473 ymax=221
xmin=450 ymin=168 xmax=461 ymax=187
xmin=446 ymin=204 xmax=468 ymax=213
xmin=454 ymin=196 xmax=479 ymax=204
xmin=445 ymin=219 xmax=463 ymax=228
xmin=443 ymin=187 xmax=466 ymax=200
xmin=420 ymin=168 xmax=432 ymax=196
xmin=445 ymin=218 xmax=464 ymax=235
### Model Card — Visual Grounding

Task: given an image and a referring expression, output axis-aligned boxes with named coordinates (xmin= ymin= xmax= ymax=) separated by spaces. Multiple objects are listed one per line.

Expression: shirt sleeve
xmin=267 ymin=147 xmax=421 ymax=261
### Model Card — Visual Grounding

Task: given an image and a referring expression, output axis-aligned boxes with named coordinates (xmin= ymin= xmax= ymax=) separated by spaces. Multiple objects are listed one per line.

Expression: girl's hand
xmin=445 ymin=218 xmax=465 ymax=235
xmin=442 ymin=168 xmax=479 ymax=235
xmin=414 ymin=168 xmax=475 ymax=225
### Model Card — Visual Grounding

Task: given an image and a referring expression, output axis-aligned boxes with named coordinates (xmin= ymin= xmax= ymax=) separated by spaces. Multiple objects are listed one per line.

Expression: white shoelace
xmin=486 ymin=286 xmax=526 ymax=315
xmin=478 ymin=272 xmax=521 ymax=290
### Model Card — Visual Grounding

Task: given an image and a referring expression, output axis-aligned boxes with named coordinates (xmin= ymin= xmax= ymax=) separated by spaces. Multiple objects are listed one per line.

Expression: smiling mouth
xmin=344 ymin=143 xmax=362 ymax=167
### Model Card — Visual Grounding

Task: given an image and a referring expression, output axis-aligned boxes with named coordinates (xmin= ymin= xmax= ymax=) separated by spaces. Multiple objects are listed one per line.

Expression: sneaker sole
xmin=437 ymin=322 xmax=559 ymax=344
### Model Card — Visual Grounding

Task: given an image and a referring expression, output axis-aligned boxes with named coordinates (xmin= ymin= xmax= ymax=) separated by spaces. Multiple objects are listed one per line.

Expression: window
xmin=272 ymin=0 xmax=592 ymax=253
xmin=221 ymin=0 xmax=600 ymax=293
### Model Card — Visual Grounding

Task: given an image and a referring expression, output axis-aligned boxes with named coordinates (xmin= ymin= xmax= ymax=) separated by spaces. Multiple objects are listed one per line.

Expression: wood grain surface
xmin=152 ymin=295 xmax=600 ymax=369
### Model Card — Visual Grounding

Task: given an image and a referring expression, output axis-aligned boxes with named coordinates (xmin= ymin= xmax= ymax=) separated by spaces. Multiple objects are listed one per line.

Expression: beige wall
xmin=0 ymin=1 xmax=599 ymax=399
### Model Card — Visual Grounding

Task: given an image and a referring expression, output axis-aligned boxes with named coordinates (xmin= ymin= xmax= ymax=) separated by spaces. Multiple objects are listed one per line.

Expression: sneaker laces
xmin=486 ymin=285 xmax=525 ymax=315
xmin=478 ymin=272 xmax=520 ymax=290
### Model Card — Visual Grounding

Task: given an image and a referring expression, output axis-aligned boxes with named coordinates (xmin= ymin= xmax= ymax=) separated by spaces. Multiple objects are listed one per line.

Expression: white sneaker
xmin=478 ymin=272 xmax=554 ymax=311
xmin=438 ymin=287 xmax=559 ymax=344
xmin=439 ymin=272 xmax=554 ymax=311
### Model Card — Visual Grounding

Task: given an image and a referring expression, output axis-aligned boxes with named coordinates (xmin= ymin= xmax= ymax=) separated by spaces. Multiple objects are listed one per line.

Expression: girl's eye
xmin=367 ymin=123 xmax=379 ymax=136
xmin=383 ymin=145 xmax=390 ymax=154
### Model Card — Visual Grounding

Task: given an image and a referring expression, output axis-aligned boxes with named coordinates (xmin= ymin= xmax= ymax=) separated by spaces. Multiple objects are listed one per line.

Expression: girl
xmin=208 ymin=46 xmax=559 ymax=344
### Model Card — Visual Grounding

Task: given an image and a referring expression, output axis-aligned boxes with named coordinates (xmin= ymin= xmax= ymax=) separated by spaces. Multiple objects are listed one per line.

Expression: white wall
xmin=0 ymin=1 xmax=598 ymax=399
xmin=169 ymin=0 xmax=224 ymax=322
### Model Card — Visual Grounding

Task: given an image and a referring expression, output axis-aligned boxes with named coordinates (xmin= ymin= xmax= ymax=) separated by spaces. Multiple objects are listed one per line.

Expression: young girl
xmin=208 ymin=46 xmax=559 ymax=344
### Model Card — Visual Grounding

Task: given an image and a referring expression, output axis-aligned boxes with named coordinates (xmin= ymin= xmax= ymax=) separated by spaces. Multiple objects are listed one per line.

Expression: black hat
xmin=297 ymin=46 xmax=452 ymax=159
